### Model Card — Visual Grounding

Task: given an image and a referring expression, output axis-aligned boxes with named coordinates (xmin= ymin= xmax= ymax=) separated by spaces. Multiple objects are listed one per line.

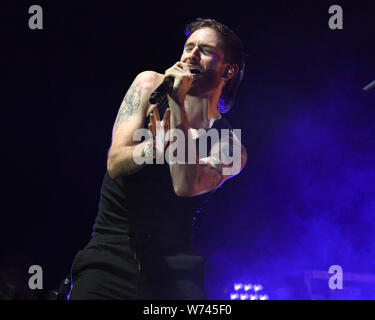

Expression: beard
xmin=188 ymin=69 xmax=222 ymax=96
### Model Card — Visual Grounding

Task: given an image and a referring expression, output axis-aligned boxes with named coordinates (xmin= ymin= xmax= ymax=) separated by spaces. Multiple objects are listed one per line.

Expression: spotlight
xmin=253 ymin=284 xmax=263 ymax=292
xmin=230 ymin=293 xmax=239 ymax=300
xmin=234 ymin=283 xmax=243 ymax=291
xmin=228 ymin=281 xmax=270 ymax=300
xmin=244 ymin=284 xmax=253 ymax=291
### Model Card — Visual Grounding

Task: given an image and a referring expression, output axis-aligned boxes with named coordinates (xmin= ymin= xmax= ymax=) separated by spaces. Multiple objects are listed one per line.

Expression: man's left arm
xmin=168 ymin=119 xmax=247 ymax=197
xmin=193 ymin=131 xmax=247 ymax=196
xmin=164 ymin=61 xmax=247 ymax=196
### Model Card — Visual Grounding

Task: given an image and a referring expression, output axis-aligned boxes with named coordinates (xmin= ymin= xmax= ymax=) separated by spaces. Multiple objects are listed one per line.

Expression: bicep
xmin=111 ymin=71 xmax=160 ymax=149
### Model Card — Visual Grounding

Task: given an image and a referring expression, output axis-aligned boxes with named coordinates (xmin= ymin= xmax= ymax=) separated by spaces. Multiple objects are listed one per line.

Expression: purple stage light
xmin=244 ymin=283 xmax=253 ymax=291
xmin=230 ymin=293 xmax=239 ymax=300
xmin=254 ymin=284 xmax=263 ymax=292
xmin=234 ymin=283 xmax=243 ymax=291
xmin=229 ymin=281 xmax=270 ymax=300
xmin=240 ymin=293 xmax=249 ymax=300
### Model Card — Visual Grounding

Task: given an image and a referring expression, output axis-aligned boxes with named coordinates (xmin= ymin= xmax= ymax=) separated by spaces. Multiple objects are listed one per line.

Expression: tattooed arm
xmin=172 ymin=129 xmax=247 ymax=197
xmin=107 ymin=71 xmax=163 ymax=179
xmin=194 ymin=131 xmax=247 ymax=195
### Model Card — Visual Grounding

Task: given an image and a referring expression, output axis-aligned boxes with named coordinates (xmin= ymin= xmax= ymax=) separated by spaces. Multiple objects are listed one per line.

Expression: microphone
xmin=149 ymin=77 xmax=174 ymax=104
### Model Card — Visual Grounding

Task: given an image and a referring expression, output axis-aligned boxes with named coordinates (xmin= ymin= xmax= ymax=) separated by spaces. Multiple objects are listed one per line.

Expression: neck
xmin=184 ymin=90 xmax=222 ymax=129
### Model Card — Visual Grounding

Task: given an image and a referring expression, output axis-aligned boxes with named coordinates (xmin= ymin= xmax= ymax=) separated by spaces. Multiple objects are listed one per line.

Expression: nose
xmin=189 ymin=46 xmax=200 ymax=61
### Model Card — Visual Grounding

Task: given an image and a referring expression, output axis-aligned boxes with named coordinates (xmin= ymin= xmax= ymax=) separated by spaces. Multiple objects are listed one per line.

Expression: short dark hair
xmin=185 ymin=18 xmax=246 ymax=113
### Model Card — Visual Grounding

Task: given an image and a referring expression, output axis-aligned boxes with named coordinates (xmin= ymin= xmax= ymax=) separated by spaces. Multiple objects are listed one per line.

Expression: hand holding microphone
xmin=149 ymin=62 xmax=199 ymax=105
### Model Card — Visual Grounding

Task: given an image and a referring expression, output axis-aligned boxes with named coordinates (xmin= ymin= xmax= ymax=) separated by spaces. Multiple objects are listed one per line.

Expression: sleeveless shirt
xmin=92 ymin=96 xmax=233 ymax=252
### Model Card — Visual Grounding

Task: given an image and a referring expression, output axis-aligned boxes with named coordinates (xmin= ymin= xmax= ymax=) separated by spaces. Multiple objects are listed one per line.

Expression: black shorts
xmin=68 ymin=235 xmax=206 ymax=300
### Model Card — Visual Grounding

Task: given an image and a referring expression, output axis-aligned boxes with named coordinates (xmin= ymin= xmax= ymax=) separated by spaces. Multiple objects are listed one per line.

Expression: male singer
xmin=68 ymin=18 xmax=247 ymax=300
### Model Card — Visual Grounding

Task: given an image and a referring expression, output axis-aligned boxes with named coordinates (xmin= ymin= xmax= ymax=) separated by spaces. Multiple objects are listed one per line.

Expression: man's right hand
xmin=164 ymin=62 xmax=196 ymax=105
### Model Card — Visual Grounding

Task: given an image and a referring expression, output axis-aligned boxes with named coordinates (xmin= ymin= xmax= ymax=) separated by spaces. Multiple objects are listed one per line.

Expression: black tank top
xmin=92 ymin=97 xmax=232 ymax=248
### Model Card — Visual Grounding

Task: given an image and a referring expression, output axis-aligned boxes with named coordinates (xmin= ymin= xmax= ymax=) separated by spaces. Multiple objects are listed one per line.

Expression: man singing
xmin=68 ymin=18 xmax=247 ymax=300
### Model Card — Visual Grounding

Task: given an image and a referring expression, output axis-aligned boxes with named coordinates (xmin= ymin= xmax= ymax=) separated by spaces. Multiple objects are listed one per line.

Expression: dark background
xmin=2 ymin=0 xmax=375 ymax=299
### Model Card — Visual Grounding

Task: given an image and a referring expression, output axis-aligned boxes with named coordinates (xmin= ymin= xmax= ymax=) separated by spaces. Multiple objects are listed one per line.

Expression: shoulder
xmin=136 ymin=70 xmax=162 ymax=79
xmin=128 ymin=71 xmax=164 ymax=117
xmin=134 ymin=70 xmax=164 ymax=89
xmin=126 ymin=71 xmax=164 ymax=106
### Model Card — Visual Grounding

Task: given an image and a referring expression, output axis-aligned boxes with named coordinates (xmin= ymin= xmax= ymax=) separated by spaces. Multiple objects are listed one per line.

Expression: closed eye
xmin=184 ymin=44 xmax=215 ymax=55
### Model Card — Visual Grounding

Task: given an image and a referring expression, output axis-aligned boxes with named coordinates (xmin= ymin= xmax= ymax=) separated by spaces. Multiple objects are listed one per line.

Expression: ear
xmin=223 ymin=64 xmax=239 ymax=80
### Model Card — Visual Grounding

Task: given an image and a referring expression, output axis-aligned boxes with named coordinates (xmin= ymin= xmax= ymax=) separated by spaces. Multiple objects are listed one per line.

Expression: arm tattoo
xmin=113 ymin=80 xmax=149 ymax=130
xmin=198 ymin=158 xmax=223 ymax=189
xmin=206 ymin=166 xmax=222 ymax=189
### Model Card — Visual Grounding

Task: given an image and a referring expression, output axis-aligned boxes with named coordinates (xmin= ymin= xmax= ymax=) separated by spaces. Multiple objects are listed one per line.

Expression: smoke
xmin=201 ymin=75 xmax=375 ymax=299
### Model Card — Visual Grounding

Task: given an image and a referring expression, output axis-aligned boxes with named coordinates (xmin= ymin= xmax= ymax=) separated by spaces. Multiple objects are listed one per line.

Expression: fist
xmin=164 ymin=62 xmax=196 ymax=104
